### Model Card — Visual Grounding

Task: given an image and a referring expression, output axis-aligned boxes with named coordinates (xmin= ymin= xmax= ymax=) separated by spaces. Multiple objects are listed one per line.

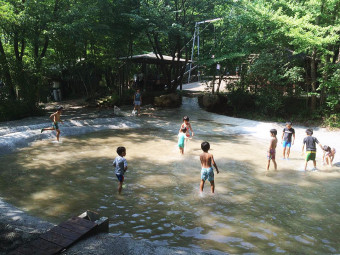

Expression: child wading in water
xmin=113 ymin=147 xmax=128 ymax=194
xmin=267 ymin=129 xmax=278 ymax=171
xmin=178 ymin=127 xmax=187 ymax=154
xmin=179 ymin=116 xmax=194 ymax=139
xmin=281 ymin=122 xmax=295 ymax=159
xmin=41 ymin=107 xmax=64 ymax=142
xmin=302 ymin=129 xmax=323 ymax=171
xmin=200 ymin=141 xmax=219 ymax=193
xmin=322 ymin=145 xmax=336 ymax=167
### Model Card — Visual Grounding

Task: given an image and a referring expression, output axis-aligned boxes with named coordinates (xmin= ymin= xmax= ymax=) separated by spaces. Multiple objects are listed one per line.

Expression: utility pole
xmin=188 ymin=18 xmax=222 ymax=83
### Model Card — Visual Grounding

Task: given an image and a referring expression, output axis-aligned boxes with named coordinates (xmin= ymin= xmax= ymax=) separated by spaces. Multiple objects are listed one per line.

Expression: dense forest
xmin=0 ymin=0 xmax=339 ymax=126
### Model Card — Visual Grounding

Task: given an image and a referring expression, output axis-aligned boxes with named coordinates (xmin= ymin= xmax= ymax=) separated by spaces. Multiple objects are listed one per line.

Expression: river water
xmin=0 ymin=97 xmax=339 ymax=254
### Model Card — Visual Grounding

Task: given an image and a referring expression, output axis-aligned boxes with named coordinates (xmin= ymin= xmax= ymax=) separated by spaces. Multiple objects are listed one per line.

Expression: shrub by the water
xmin=0 ymin=100 xmax=43 ymax=121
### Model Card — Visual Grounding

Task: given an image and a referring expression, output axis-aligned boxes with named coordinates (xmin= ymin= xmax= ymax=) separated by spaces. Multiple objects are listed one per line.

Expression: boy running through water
xmin=113 ymin=147 xmax=128 ymax=194
xmin=41 ymin=107 xmax=64 ymax=142
xmin=267 ymin=129 xmax=278 ymax=171
xmin=200 ymin=142 xmax=219 ymax=193
xmin=302 ymin=129 xmax=323 ymax=171
xmin=281 ymin=122 xmax=295 ymax=159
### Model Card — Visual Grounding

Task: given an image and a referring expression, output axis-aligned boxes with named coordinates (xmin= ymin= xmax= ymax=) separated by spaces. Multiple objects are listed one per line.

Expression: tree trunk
xmin=310 ymin=49 xmax=317 ymax=110
xmin=0 ymin=40 xmax=16 ymax=99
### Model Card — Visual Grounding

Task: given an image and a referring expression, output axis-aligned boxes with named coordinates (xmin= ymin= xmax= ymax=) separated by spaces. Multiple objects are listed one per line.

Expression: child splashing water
xmin=323 ymin=145 xmax=336 ymax=167
xmin=179 ymin=116 xmax=194 ymax=138
xmin=41 ymin=107 xmax=64 ymax=142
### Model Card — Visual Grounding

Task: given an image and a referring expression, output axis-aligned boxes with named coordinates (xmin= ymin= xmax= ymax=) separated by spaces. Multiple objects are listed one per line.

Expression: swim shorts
xmin=201 ymin=167 xmax=214 ymax=182
xmin=306 ymin=151 xmax=316 ymax=161
xmin=134 ymin=101 xmax=141 ymax=106
xmin=53 ymin=122 xmax=59 ymax=130
xmin=267 ymin=149 xmax=276 ymax=160
xmin=282 ymin=141 xmax=291 ymax=148
xmin=116 ymin=174 xmax=124 ymax=182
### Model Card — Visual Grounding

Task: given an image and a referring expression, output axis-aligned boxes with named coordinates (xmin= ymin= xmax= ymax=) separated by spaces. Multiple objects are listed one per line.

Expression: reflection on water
xmin=0 ymin=98 xmax=339 ymax=254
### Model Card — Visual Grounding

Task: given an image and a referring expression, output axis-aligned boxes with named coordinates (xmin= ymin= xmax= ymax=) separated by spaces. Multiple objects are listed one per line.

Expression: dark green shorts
xmin=53 ymin=122 xmax=59 ymax=130
xmin=306 ymin=151 xmax=316 ymax=161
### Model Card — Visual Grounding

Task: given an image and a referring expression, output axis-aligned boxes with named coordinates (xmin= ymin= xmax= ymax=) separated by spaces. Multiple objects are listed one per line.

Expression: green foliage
xmin=0 ymin=100 xmax=43 ymax=121
xmin=323 ymin=114 xmax=340 ymax=128
xmin=318 ymin=64 xmax=340 ymax=112
xmin=227 ymin=89 xmax=255 ymax=113
xmin=255 ymin=87 xmax=285 ymax=117
xmin=0 ymin=0 xmax=338 ymax=127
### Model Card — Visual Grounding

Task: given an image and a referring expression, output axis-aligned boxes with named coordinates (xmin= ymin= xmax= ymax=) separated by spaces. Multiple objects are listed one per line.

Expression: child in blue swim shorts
xmin=200 ymin=141 xmax=219 ymax=193
xmin=281 ymin=122 xmax=295 ymax=159
xmin=113 ymin=147 xmax=128 ymax=194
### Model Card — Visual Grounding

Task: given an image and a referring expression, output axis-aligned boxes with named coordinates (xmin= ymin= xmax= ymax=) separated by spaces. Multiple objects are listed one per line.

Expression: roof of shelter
xmin=120 ymin=52 xmax=190 ymax=64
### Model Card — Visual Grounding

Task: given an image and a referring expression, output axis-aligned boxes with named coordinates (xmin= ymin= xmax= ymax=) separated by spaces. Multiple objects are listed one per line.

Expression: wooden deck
xmin=9 ymin=212 xmax=108 ymax=255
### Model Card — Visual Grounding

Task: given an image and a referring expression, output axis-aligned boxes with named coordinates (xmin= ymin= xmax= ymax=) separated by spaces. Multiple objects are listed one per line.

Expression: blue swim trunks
xmin=282 ymin=141 xmax=291 ymax=148
xmin=116 ymin=174 xmax=124 ymax=182
xmin=201 ymin=167 xmax=214 ymax=182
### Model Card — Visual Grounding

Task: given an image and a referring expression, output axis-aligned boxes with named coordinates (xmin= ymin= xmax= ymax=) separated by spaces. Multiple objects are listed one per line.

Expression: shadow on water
xmin=0 ymin=126 xmax=339 ymax=254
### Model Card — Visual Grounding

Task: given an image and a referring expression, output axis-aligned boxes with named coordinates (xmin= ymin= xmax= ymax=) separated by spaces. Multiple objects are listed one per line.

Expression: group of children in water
xmin=266 ymin=122 xmax=336 ymax=172
xmin=41 ymin=106 xmax=336 ymax=195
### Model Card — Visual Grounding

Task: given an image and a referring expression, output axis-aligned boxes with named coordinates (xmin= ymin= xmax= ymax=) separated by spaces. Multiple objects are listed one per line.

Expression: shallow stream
xmin=0 ymin=97 xmax=339 ymax=254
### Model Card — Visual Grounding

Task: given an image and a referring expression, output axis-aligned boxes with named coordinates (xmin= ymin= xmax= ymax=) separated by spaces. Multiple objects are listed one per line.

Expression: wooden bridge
xmin=9 ymin=211 xmax=108 ymax=255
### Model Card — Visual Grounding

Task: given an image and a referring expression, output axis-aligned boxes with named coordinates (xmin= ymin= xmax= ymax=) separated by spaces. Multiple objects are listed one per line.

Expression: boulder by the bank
xmin=198 ymin=94 xmax=230 ymax=113
xmin=154 ymin=93 xmax=182 ymax=108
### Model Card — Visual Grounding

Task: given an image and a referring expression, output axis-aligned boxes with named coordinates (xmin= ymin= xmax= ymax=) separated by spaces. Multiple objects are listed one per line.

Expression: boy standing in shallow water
xmin=267 ymin=129 xmax=278 ymax=171
xmin=41 ymin=107 xmax=64 ymax=142
xmin=113 ymin=147 xmax=128 ymax=194
xmin=302 ymin=129 xmax=323 ymax=171
xmin=281 ymin=122 xmax=295 ymax=159
xmin=200 ymin=142 xmax=219 ymax=193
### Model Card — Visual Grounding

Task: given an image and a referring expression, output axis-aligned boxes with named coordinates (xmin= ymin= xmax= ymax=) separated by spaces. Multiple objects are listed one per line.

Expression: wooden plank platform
xmin=8 ymin=213 xmax=108 ymax=255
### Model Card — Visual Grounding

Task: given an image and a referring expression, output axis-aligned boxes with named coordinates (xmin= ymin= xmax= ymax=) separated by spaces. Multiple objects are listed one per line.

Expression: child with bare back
xmin=41 ymin=107 xmax=64 ymax=142
xmin=267 ymin=129 xmax=278 ymax=171
xmin=200 ymin=141 xmax=219 ymax=193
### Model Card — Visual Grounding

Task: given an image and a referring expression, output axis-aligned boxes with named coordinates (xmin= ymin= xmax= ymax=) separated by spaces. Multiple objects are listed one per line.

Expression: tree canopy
xmin=0 ymin=0 xmax=339 ymax=124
